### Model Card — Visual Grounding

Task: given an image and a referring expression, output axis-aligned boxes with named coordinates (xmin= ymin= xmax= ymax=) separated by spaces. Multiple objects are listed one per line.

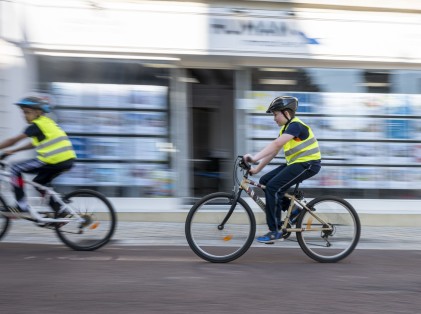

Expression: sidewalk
xmin=2 ymin=220 xmax=421 ymax=251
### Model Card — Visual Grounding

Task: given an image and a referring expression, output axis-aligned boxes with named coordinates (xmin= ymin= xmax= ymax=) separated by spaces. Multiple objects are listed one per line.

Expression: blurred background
xmin=1 ymin=0 xmax=421 ymax=210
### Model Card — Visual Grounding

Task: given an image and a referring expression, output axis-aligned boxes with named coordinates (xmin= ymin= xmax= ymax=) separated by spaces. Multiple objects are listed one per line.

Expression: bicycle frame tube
xmin=238 ymin=175 xmax=331 ymax=234
xmin=282 ymin=193 xmax=332 ymax=233
xmin=0 ymin=167 xmax=58 ymax=199
xmin=240 ymin=177 xmax=266 ymax=211
xmin=0 ymin=168 xmax=83 ymax=223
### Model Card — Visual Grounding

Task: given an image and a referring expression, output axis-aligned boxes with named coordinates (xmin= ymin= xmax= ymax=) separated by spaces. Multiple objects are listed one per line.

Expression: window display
xmin=51 ymin=82 xmax=174 ymax=197
xmin=246 ymin=91 xmax=421 ymax=193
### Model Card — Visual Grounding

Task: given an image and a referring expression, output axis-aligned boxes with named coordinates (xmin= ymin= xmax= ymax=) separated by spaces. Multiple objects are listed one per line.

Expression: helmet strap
xmin=281 ymin=110 xmax=292 ymax=125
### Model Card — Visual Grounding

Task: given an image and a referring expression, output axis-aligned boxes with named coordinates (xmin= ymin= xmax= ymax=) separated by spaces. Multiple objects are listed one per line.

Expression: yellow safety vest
xmin=32 ymin=116 xmax=76 ymax=164
xmin=280 ymin=117 xmax=321 ymax=165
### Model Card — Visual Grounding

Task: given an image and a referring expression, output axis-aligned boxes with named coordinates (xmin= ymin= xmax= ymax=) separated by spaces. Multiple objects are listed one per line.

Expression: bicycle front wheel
xmin=185 ymin=192 xmax=256 ymax=263
xmin=296 ymin=196 xmax=361 ymax=263
xmin=0 ymin=196 xmax=11 ymax=240
xmin=55 ymin=189 xmax=117 ymax=251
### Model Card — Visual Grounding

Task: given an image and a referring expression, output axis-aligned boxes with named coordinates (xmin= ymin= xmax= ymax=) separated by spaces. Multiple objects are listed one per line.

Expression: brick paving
xmin=2 ymin=220 xmax=421 ymax=251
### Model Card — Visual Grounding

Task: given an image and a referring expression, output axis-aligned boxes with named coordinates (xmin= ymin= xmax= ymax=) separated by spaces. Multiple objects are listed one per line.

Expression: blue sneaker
xmin=277 ymin=208 xmax=301 ymax=229
xmin=256 ymin=231 xmax=283 ymax=243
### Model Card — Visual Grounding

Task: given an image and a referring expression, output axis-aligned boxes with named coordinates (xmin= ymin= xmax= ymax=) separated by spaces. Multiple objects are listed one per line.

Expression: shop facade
xmin=1 ymin=0 xmax=421 ymax=211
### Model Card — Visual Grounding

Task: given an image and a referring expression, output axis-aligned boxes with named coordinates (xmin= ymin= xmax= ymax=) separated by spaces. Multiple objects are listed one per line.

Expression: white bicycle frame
xmin=0 ymin=165 xmax=85 ymax=224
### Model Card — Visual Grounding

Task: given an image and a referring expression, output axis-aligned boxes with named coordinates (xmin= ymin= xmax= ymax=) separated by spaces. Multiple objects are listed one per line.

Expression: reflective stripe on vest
xmin=36 ymin=136 xmax=69 ymax=150
xmin=281 ymin=117 xmax=321 ymax=165
xmin=40 ymin=145 xmax=74 ymax=158
xmin=32 ymin=116 xmax=76 ymax=164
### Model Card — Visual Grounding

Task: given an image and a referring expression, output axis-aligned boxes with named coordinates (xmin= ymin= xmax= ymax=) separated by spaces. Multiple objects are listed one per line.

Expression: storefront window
xmin=36 ymin=56 xmax=174 ymax=197
xmin=249 ymin=67 xmax=421 ymax=199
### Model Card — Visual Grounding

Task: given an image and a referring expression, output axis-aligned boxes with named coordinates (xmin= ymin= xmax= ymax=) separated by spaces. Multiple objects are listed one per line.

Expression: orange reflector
xmin=306 ymin=217 xmax=313 ymax=229
xmin=223 ymin=235 xmax=233 ymax=241
xmin=89 ymin=222 xmax=100 ymax=230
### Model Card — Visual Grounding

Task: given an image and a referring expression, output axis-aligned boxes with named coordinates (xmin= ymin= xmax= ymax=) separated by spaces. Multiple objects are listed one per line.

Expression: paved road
xmin=1 ymin=243 xmax=421 ymax=314
xmin=1 ymin=221 xmax=421 ymax=313
xmin=2 ymin=220 xmax=421 ymax=250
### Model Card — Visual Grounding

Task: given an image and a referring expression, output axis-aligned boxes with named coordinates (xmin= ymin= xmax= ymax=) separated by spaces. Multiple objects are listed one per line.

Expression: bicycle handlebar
xmin=0 ymin=153 xmax=9 ymax=161
xmin=0 ymin=153 xmax=9 ymax=170
xmin=238 ymin=156 xmax=251 ymax=171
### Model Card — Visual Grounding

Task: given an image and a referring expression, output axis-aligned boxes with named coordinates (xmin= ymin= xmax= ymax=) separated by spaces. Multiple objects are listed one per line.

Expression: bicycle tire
xmin=185 ymin=192 xmax=256 ymax=263
xmin=0 ymin=196 xmax=11 ymax=240
xmin=296 ymin=196 xmax=361 ymax=263
xmin=55 ymin=189 xmax=117 ymax=251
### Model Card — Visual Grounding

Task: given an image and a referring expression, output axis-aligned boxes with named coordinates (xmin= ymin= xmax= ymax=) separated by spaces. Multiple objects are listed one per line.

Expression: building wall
xmin=1 ymin=1 xmax=421 ymax=212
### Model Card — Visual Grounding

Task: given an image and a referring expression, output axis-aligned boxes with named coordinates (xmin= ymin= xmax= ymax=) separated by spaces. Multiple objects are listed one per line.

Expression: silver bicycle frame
xmin=0 ymin=167 xmax=84 ymax=224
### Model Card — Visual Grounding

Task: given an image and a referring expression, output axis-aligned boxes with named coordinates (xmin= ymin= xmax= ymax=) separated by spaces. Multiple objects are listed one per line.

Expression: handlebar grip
xmin=239 ymin=156 xmax=251 ymax=171
xmin=244 ymin=156 xmax=253 ymax=163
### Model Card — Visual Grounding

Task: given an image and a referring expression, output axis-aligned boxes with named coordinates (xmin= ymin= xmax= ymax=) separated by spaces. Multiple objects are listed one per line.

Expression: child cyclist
xmin=0 ymin=96 xmax=76 ymax=215
xmin=244 ymin=96 xmax=322 ymax=243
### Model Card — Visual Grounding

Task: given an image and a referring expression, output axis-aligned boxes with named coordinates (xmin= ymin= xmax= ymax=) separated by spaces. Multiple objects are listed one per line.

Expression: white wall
xmin=5 ymin=1 xmax=420 ymax=66
xmin=0 ymin=40 xmax=29 ymax=147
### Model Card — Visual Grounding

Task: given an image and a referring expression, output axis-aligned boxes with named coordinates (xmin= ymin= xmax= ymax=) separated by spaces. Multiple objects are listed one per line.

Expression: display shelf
xmin=50 ymin=82 xmax=174 ymax=196
xmin=246 ymin=91 xmax=421 ymax=191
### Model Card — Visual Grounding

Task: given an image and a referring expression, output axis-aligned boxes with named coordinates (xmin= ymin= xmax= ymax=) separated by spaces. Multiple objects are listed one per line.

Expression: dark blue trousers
xmin=259 ymin=160 xmax=321 ymax=231
xmin=10 ymin=158 xmax=74 ymax=201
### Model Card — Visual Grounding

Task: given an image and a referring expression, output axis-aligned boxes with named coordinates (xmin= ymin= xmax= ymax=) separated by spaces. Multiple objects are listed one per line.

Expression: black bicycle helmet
xmin=15 ymin=96 xmax=51 ymax=113
xmin=266 ymin=96 xmax=298 ymax=113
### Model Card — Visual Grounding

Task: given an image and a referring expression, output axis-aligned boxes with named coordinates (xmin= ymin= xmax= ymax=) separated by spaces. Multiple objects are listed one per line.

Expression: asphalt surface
xmin=1 ymin=221 xmax=421 ymax=313
xmin=1 ymin=243 xmax=421 ymax=314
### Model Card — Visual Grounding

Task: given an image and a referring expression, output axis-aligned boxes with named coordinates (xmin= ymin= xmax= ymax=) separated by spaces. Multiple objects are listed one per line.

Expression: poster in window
xmin=129 ymin=85 xmax=167 ymax=109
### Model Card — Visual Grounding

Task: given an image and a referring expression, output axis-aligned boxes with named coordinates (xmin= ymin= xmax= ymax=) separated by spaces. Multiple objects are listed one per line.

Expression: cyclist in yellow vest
xmin=0 ymin=96 xmax=76 ymax=215
xmin=244 ymin=96 xmax=321 ymax=243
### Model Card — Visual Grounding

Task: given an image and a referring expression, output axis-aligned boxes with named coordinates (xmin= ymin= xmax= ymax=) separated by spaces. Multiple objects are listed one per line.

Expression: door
xmin=188 ymin=69 xmax=234 ymax=198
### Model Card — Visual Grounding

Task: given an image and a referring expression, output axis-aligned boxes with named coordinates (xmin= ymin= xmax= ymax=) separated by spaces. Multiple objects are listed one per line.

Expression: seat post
xmin=293 ymin=182 xmax=300 ymax=194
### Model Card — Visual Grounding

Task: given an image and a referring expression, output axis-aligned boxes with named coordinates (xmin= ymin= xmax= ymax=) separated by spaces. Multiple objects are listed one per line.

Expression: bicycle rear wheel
xmin=0 ymin=196 xmax=11 ymax=240
xmin=185 ymin=192 xmax=256 ymax=263
xmin=296 ymin=196 xmax=361 ymax=263
xmin=55 ymin=189 xmax=117 ymax=251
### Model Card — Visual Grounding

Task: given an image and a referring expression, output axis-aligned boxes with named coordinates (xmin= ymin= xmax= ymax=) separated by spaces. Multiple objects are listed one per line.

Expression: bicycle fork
xmin=217 ymin=189 xmax=243 ymax=230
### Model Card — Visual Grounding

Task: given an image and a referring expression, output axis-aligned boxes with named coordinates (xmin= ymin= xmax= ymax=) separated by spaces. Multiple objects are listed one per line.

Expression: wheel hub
xmin=80 ymin=214 xmax=93 ymax=228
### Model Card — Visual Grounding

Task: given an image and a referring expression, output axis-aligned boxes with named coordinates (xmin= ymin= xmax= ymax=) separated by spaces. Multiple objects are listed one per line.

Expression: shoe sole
xmin=256 ymin=237 xmax=284 ymax=244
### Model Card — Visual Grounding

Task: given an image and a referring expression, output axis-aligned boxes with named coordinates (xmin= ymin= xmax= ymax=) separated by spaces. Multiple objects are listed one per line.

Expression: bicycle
xmin=0 ymin=155 xmax=117 ymax=251
xmin=185 ymin=156 xmax=361 ymax=263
